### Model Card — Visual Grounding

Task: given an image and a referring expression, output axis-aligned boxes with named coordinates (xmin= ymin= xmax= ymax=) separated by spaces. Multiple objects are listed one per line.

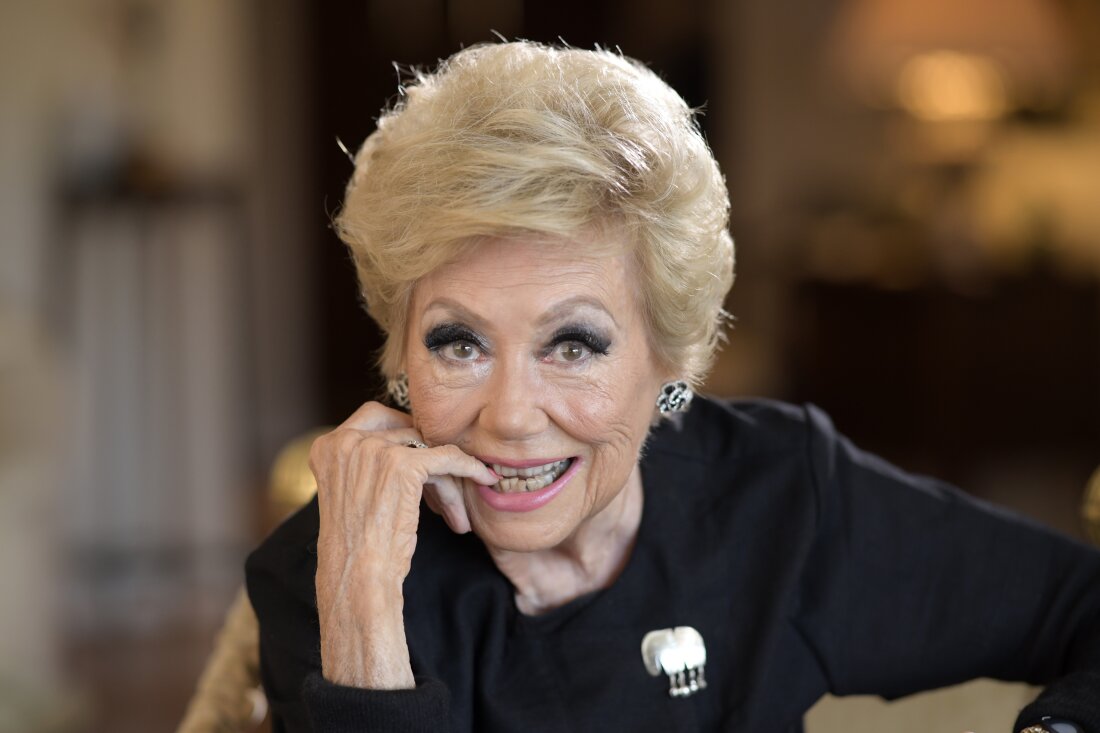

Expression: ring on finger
xmin=404 ymin=439 xmax=429 ymax=449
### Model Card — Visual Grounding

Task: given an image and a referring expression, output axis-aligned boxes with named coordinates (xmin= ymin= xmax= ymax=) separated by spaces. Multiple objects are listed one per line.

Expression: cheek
xmin=408 ymin=368 xmax=481 ymax=442
xmin=555 ymin=368 xmax=656 ymax=462
xmin=557 ymin=378 xmax=651 ymax=514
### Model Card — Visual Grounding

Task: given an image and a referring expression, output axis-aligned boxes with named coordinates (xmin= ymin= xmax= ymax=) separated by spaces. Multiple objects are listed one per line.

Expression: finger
xmin=441 ymin=503 xmax=471 ymax=535
xmin=423 ymin=488 xmax=444 ymax=517
xmin=421 ymin=447 xmax=491 ymax=537
xmin=391 ymin=441 xmax=483 ymax=535
xmin=423 ymin=477 xmax=471 ymax=534
xmin=374 ymin=427 xmax=433 ymax=448
xmin=410 ymin=444 xmax=499 ymax=487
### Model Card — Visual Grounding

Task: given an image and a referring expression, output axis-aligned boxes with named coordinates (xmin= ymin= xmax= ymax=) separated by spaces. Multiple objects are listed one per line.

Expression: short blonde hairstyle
xmin=336 ymin=41 xmax=734 ymax=385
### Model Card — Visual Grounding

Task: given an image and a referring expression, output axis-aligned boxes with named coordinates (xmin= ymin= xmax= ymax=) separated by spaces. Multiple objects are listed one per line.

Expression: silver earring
xmin=387 ymin=372 xmax=410 ymax=409
xmin=656 ymin=380 xmax=693 ymax=414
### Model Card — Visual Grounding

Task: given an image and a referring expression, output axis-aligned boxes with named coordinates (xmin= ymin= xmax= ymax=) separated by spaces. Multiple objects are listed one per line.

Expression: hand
xmin=309 ymin=401 xmax=497 ymax=688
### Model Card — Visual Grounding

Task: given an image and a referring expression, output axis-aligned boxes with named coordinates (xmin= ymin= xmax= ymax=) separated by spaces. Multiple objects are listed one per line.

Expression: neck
xmin=488 ymin=464 xmax=645 ymax=616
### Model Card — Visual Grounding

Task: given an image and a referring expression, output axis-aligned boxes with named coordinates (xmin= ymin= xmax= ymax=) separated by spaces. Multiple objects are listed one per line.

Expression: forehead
xmin=411 ymin=235 xmax=641 ymax=320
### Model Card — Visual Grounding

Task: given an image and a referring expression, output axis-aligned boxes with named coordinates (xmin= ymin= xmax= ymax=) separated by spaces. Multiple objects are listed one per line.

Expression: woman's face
xmin=405 ymin=233 xmax=670 ymax=553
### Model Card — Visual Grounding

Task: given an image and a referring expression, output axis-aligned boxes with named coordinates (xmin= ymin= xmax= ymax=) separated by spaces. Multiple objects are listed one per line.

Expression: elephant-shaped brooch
xmin=640 ymin=626 xmax=708 ymax=697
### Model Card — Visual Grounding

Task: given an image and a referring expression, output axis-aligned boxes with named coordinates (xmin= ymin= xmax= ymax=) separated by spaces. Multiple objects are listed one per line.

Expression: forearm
xmin=247 ymin=496 xmax=453 ymax=733
xmin=318 ymin=574 xmax=415 ymax=690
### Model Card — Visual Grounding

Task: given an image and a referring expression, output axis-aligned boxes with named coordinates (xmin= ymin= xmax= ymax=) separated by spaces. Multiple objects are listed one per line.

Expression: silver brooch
xmin=640 ymin=626 xmax=708 ymax=697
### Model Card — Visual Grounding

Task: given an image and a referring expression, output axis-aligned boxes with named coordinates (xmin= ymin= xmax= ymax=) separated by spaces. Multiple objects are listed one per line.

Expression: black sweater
xmin=246 ymin=398 xmax=1100 ymax=732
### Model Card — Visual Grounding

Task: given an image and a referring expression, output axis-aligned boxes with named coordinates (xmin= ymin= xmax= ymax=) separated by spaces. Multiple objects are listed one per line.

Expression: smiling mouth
xmin=486 ymin=458 xmax=574 ymax=493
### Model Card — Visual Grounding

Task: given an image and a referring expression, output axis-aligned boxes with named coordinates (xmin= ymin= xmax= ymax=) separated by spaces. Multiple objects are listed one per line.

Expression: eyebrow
xmin=423 ymin=295 xmax=620 ymax=329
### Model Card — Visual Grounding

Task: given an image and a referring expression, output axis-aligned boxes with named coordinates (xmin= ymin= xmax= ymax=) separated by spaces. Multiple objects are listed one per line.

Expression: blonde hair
xmin=336 ymin=41 xmax=734 ymax=385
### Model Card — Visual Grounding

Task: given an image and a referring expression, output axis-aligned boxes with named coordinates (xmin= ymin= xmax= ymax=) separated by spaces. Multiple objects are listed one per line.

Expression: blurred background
xmin=2 ymin=1 xmax=1098 ymax=731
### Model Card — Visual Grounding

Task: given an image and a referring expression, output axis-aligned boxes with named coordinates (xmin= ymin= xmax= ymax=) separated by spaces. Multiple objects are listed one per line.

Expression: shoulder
xmin=646 ymin=394 xmax=834 ymax=466
xmin=640 ymin=396 xmax=834 ymax=532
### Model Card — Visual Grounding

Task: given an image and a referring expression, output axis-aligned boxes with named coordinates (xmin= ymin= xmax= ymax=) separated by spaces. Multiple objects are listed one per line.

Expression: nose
xmin=477 ymin=353 xmax=550 ymax=442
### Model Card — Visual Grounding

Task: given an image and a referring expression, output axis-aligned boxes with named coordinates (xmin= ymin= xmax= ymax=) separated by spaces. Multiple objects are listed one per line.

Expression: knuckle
xmin=357 ymin=434 xmax=386 ymax=452
xmin=440 ymin=444 xmax=466 ymax=460
xmin=346 ymin=400 xmax=412 ymax=431
xmin=310 ymin=430 xmax=356 ymax=470
xmin=360 ymin=400 xmax=386 ymax=419
xmin=375 ymin=442 xmax=405 ymax=474
xmin=307 ymin=433 xmax=336 ymax=474
xmin=307 ymin=432 xmax=331 ymax=460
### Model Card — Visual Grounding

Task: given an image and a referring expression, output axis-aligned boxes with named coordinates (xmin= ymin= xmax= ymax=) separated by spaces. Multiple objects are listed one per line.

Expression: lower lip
xmin=476 ymin=458 xmax=581 ymax=513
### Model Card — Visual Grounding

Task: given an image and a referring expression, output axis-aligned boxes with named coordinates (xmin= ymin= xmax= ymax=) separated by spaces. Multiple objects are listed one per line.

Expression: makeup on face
xmin=474 ymin=456 xmax=583 ymax=513
xmin=423 ymin=320 xmax=612 ymax=366
xmin=404 ymin=236 xmax=667 ymax=553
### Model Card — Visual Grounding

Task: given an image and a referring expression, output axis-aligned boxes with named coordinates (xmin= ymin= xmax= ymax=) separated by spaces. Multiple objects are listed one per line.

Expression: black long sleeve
xmin=794 ymin=404 xmax=1100 ymax=730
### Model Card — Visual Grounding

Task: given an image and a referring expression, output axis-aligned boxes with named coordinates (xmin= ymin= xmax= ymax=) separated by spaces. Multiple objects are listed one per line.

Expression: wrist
xmin=317 ymin=578 xmax=413 ymax=689
xmin=320 ymin=610 xmax=414 ymax=689
xmin=1020 ymin=718 xmax=1084 ymax=733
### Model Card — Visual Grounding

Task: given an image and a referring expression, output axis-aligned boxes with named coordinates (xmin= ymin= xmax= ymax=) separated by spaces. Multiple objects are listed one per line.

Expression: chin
xmin=469 ymin=515 xmax=576 ymax=554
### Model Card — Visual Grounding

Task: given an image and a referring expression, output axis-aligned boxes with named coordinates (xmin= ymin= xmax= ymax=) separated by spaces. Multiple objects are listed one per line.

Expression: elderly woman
xmin=246 ymin=42 xmax=1100 ymax=732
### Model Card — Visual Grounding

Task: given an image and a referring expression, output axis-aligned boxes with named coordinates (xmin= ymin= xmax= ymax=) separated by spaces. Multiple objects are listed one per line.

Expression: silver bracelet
xmin=1020 ymin=718 xmax=1083 ymax=733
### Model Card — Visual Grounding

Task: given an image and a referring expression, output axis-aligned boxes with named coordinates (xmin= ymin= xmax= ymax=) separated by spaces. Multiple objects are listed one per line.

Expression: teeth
xmin=488 ymin=459 xmax=570 ymax=493
xmin=490 ymin=459 xmax=567 ymax=478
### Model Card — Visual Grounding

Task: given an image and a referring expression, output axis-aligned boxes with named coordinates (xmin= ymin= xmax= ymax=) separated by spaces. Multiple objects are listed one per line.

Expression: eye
xmin=443 ymin=340 xmax=482 ymax=362
xmin=542 ymin=326 xmax=611 ymax=365
xmin=424 ymin=323 xmax=487 ymax=364
xmin=550 ymin=341 xmax=591 ymax=363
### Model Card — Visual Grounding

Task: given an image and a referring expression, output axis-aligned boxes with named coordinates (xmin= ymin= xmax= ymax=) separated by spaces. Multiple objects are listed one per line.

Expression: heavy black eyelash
xmin=547 ymin=325 xmax=611 ymax=356
xmin=423 ymin=323 xmax=485 ymax=352
xmin=424 ymin=322 xmax=610 ymax=357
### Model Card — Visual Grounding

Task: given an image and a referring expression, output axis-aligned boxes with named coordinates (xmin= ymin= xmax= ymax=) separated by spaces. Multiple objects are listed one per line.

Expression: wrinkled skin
xmin=312 ymin=232 xmax=670 ymax=688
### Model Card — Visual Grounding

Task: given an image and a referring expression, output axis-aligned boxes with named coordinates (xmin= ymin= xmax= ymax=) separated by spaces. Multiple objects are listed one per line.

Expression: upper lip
xmin=475 ymin=455 xmax=574 ymax=469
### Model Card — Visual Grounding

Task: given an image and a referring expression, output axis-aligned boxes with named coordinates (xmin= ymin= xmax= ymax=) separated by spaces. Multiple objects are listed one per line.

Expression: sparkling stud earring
xmin=387 ymin=372 xmax=410 ymax=410
xmin=656 ymin=380 xmax=693 ymax=414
